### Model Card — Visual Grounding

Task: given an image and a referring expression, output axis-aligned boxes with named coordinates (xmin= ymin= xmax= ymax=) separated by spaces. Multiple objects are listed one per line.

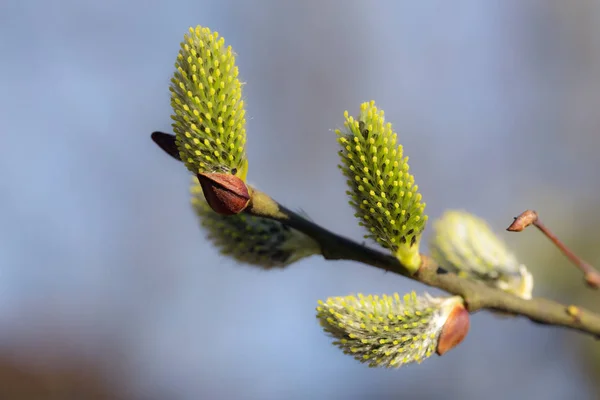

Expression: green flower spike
xmin=429 ymin=210 xmax=534 ymax=299
xmin=191 ymin=177 xmax=321 ymax=268
xmin=316 ymin=292 xmax=469 ymax=368
xmin=170 ymin=25 xmax=248 ymax=180
xmin=336 ymin=101 xmax=427 ymax=273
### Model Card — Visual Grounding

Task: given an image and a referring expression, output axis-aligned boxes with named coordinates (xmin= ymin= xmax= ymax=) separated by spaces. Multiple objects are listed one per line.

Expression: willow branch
xmin=247 ymin=189 xmax=600 ymax=339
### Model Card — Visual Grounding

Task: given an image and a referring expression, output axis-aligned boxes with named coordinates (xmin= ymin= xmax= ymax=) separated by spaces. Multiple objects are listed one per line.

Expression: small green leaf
xmin=170 ymin=26 xmax=248 ymax=180
xmin=336 ymin=101 xmax=427 ymax=272
xmin=429 ymin=210 xmax=534 ymax=299
xmin=191 ymin=177 xmax=320 ymax=268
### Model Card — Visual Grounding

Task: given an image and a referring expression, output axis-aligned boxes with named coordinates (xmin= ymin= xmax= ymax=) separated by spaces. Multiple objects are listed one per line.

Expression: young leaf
xmin=336 ymin=101 xmax=427 ymax=273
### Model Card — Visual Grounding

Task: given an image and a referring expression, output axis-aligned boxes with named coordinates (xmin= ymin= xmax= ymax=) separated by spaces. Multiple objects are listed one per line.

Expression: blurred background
xmin=1 ymin=0 xmax=600 ymax=398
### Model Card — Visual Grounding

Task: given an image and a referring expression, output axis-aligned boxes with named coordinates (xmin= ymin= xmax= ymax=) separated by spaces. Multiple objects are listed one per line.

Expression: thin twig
xmin=150 ymin=133 xmax=600 ymax=338
xmin=246 ymin=189 xmax=600 ymax=339
xmin=507 ymin=209 xmax=600 ymax=289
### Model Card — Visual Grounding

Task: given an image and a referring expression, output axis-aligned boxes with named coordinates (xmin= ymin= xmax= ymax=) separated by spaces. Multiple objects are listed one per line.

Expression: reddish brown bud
xmin=436 ymin=303 xmax=470 ymax=356
xmin=585 ymin=272 xmax=600 ymax=289
xmin=507 ymin=209 xmax=538 ymax=232
xmin=197 ymin=172 xmax=250 ymax=215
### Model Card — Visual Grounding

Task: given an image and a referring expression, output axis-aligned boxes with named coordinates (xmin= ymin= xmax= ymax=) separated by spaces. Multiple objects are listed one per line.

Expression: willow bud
xmin=191 ymin=177 xmax=321 ymax=268
xmin=197 ymin=172 xmax=250 ymax=215
xmin=336 ymin=101 xmax=427 ymax=273
xmin=429 ymin=210 xmax=534 ymax=299
xmin=316 ymin=292 xmax=468 ymax=368
xmin=170 ymin=25 xmax=248 ymax=180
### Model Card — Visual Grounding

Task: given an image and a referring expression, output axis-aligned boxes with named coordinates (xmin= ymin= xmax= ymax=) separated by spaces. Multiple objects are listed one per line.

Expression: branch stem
xmin=507 ymin=209 xmax=600 ymax=289
xmin=246 ymin=190 xmax=600 ymax=338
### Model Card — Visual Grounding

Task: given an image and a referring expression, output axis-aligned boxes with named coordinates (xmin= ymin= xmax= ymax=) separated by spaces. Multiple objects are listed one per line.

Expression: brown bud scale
xmin=197 ymin=172 xmax=250 ymax=215
xmin=436 ymin=303 xmax=470 ymax=356
xmin=507 ymin=209 xmax=538 ymax=232
xmin=585 ymin=272 xmax=600 ymax=289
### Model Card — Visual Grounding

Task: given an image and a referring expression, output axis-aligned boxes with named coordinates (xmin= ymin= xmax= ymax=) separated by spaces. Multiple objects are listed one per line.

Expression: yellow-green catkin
xmin=429 ymin=210 xmax=534 ymax=299
xmin=190 ymin=177 xmax=320 ymax=268
xmin=170 ymin=26 xmax=248 ymax=180
xmin=336 ymin=101 xmax=427 ymax=273
xmin=316 ymin=292 xmax=461 ymax=368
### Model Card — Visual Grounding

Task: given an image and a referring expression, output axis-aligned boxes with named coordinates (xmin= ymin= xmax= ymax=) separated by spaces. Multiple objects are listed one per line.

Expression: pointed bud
xmin=316 ymin=292 xmax=468 ymax=368
xmin=151 ymin=131 xmax=183 ymax=161
xmin=197 ymin=172 xmax=250 ymax=215
xmin=191 ymin=177 xmax=321 ymax=268
xmin=585 ymin=272 xmax=600 ymax=289
xmin=507 ymin=209 xmax=538 ymax=232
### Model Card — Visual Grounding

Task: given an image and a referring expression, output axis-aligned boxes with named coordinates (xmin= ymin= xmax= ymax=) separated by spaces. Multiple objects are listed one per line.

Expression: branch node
xmin=566 ymin=305 xmax=581 ymax=321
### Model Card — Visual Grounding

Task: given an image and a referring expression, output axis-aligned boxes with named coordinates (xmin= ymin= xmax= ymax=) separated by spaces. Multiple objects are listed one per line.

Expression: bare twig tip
xmin=515 ymin=210 xmax=600 ymax=290
xmin=506 ymin=210 xmax=538 ymax=232
xmin=584 ymin=272 xmax=600 ymax=289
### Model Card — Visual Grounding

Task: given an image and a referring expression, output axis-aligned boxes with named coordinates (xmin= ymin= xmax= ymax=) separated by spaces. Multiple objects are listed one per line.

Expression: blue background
xmin=1 ymin=1 xmax=599 ymax=399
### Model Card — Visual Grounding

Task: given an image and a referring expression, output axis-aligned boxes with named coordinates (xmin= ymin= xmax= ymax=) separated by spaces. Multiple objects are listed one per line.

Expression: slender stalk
xmin=246 ymin=190 xmax=600 ymax=338
xmin=507 ymin=210 xmax=600 ymax=289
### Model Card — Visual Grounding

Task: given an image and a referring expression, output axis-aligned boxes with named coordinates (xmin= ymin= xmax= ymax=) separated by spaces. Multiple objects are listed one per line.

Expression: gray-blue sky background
xmin=1 ymin=1 xmax=599 ymax=399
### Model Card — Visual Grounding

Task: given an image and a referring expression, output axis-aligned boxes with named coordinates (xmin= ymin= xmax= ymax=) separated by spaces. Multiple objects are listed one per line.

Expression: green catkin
xmin=316 ymin=291 xmax=462 ymax=368
xmin=429 ymin=210 xmax=534 ymax=299
xmin=170 ymin=26 xmax=248 ymax=180
xmin=336 ymin=101 xmax=427 ymax=272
